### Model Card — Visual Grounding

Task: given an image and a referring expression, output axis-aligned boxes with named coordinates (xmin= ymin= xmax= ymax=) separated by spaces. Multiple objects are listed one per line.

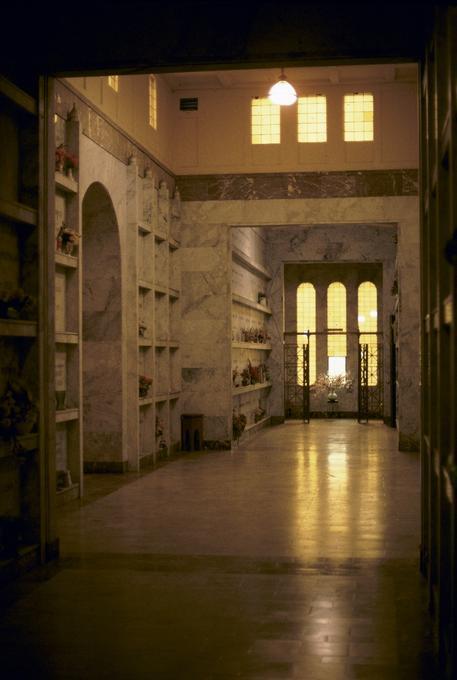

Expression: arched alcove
xmin=82 ymin=182 xmax=123 ymax=471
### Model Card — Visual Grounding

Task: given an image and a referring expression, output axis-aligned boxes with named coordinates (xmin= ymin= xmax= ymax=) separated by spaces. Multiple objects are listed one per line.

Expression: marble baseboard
xmin=84 ymin=461 xmax=129 ymax=474
xmin=139 ymin=452 xmax=156 ymax=470
xmin=0 ymin=543 xmax=41 ymax=586
xmin=398 ymin=432 xmax=419 ymax=452
xmin=203 ymin=439 xmax=231 ymax=450
xmin=177 ymin=169 xmax=418 ymax=201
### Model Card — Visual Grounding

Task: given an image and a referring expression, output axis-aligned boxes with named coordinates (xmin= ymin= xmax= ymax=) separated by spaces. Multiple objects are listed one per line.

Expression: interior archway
xmin=81 ymin=182 xmax=123 ymax=472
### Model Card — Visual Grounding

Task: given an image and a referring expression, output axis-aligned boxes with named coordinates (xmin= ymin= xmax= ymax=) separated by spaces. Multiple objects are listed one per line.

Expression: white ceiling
xmin=162 ymin=63 xmax=417 ymax=93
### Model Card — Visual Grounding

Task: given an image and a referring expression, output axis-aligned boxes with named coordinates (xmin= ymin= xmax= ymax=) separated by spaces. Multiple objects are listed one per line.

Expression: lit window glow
xmin=297 ymin=283 xmax=316 ymax=385
xmin=298 ymin=96 xmax=327 ymax=143
xmin=358 ymin=281 xmax=378 ymax=386
xmin=328 ymin=356 xmax=346 ymax=377
xmin=148 ymin=75 xmax=157 ymax=129
xmin=251 ymin=98 xmax=280 ymax=144
xmin=327 ymin=282 xmax=347 ymax=361
xmin=108 ymin=75 xmax=119 ymax=92
xmin=344 ymin=93 xmax=374 ymax=141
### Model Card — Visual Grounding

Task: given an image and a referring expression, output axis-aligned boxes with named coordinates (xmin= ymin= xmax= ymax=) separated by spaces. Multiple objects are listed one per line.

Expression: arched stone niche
xmin=82 ymin=182 xmax=123 ymax=471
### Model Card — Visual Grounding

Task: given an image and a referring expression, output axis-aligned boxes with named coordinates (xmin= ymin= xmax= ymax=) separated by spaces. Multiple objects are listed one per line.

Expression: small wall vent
xmin=180 ymin=97 xmax=198 ymax=111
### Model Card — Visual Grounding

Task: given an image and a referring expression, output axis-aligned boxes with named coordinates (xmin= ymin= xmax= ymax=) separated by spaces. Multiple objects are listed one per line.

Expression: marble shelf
xmin=139 ymin=397 xmax=154 ymax=407
xmin=55 ymin=252 xmax=78 ymax=268
xmin=55 ymin=171 xmax=78 ymax=194
xmin=244 ymin=416 xmax=271 ymax=433
xmin=55 ymin=331 xmax=79 ymax=344
xmin=232 ymin=293 xmax=272 ymax=315
xmin=154 ymin=284 xmax=168 ymax=296
xmin=169 ymin=392 xmax=180 ymax=400
xmin=139 ymin=338 xmax=154 ymax=347
xmin=0 ymin=319 xmax=37 ymax=337
xmin=0 ymin=197 xmax=37 ymax=226
xmin=139 ymin=279 xmax=154 ymax=291
xmin=169 ymin=237 xmax=180 ymax=250
xmin=169 ymin=341 xmax=180 ymax=349
xmin=155 ymin=394 xmax=169 ymax=402
xmin=155 ymin=341 xmax=168 ymax=349
xmin=55 ymin=408 xmax=79 ymax=423
xmin=232 ymin=246 xmax=271 ymax=281
xmin=56 ymin=483 xmax=80 ymax=505
xmin=232 ymin=341 xmax=272 ymax=351
xmin=138 ymin=220 xmax=152 ymax=234
xmin=232 ymin=381 xmax=273 ymax=396
xmin=168 ymin=287 xmax=180 ymax=299
xmin=154 ymin=230 xmax=167 ymax=243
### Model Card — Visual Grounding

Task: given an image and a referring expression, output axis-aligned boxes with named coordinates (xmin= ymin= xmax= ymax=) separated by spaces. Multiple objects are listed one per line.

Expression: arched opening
xmin=82 ymin=182 xmax=123 ymax=472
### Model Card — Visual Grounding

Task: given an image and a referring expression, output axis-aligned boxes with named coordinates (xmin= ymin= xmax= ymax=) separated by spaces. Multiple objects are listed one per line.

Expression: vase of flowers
xmin=314 ymin=371 xmax=352 ymax=403
xmin=139 ymin=375 xmax=152 ymax=398
xmin=0 ymin=289 xmax=36 ymax=320
xmin=0 ymin=378 xmax=38 ymax=438
xmin=232 ymin=410 xmax=247 ymax=441
xmin=56 ymin=224 xmax=80 ymax=255
xmin=55 ymin=144 xmax=79 ymax=177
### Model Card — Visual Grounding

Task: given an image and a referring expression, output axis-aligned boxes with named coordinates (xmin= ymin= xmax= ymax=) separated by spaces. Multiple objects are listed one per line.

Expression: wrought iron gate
xmin=284 ymin=338 xmax=309 ymax=422
xmin=358 ymin=341 xmax=384 ymax=422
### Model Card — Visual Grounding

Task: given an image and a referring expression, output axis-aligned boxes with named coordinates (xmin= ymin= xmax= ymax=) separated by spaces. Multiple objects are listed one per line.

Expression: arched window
xmin=327 ymin=282 xmax=347 ymax=377
xmin=297 ymin=283 xmax=316 ymax=385
xmin=358 ymin=281 xmax=378 ymax=386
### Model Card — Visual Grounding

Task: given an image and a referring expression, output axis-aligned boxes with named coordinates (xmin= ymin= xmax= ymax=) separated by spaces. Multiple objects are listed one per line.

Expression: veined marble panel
xmin=177 ymin=169 xmax=418 ymax=202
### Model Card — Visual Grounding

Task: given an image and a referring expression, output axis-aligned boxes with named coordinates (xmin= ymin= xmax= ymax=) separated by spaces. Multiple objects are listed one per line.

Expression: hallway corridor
xmin=0 ymin=421 xmax=435 ymax=679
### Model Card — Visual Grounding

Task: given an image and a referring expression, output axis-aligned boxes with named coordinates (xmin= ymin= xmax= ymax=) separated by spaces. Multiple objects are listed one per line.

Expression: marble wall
xmin=180 ymin=221 xmax=232 ymax=444
xmin=78 ymin=135 xmax=134 ymax=471
xmin=180 ymin=194 xmax=420 ymax=451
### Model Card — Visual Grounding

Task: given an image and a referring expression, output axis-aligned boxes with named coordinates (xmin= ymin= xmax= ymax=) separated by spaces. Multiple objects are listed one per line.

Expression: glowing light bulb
xmin=268 ymin=73 xmax=297 ymax=106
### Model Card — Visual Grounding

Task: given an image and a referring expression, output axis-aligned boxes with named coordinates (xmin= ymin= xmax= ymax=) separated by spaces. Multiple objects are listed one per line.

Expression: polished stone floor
xmin=0 ymin=421 xmax=436 ymax=678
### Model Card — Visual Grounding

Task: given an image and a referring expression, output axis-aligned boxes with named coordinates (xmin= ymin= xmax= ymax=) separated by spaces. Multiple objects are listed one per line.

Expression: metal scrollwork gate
xmin=358 ymin=340 xmax=384 ymax=422
xmin=284 ymin=338 xmax=310 ymax=422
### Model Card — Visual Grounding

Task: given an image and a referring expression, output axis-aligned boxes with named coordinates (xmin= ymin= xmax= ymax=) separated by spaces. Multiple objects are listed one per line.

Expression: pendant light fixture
xmin=268 ymin=68 xmax=297 ymax=106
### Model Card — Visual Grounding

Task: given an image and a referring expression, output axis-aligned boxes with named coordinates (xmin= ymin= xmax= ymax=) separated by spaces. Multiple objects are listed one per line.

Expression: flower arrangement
xmin=56 ymin=224 xmax=80 ymax=255
xmin=0 ymin=289 xmax=36 ymax=320
xmin=232 ymin=410 xmax=247 ymax=440
xmin=239 ymin=327 xmax=270 ymax=344
xmin=0 ymin=379 xmax=38 ymax=438
xmin=313 ymin=372 xmax=352 ymax=403
xmin=254 ymin=406 xmax=266 ymax=423
xmin=55 ymin=144 xmax=79 ymax=174
xmin=155 ymin=415 xmax=164 ymax=437
xmin=139 ymin=375 xmax=153 ymax=398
